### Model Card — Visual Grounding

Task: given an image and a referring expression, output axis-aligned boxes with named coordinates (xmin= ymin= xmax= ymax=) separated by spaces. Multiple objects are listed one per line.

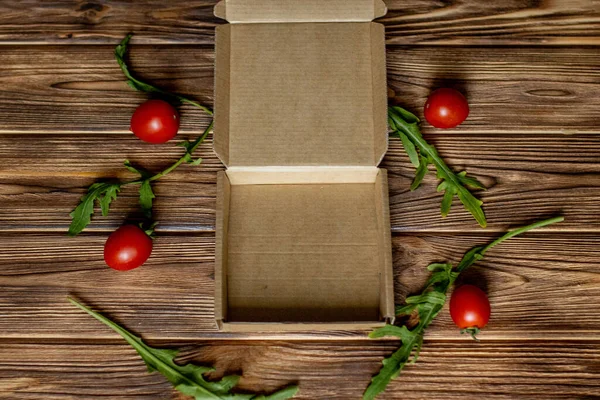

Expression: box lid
xmin=213 ymin=1 xmax=389 ymax=168
xmin=215 ymin=0 xmax=387 ymax=23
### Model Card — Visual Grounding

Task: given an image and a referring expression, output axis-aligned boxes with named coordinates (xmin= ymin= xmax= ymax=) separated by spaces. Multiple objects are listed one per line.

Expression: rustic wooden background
xmin=1 ymin=0 xmax=600 ymax=399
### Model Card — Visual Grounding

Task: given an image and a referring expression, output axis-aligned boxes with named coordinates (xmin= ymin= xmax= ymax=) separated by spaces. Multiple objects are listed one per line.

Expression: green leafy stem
xmin=388 ymin=106 xmax=487 ymax=228
xmin=68 ymin=34 xmax=213 ymax=236
xmin=68 ymin=298 xmax=298 ymax=400
xmin=115 ymin=33 xmax=213 ymax=116
xmin=363 ymin=216 xmax=564 ymax=400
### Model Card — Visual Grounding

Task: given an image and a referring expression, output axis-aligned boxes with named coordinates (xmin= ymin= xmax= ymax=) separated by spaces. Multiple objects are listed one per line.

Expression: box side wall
xmin=214 ymin=171 xmax=231 ymax=327
xmin=371 ymin=22 xmax=388 ymax=165
xmin=375 ymin=169 xmax=395 ymax=322
xmin=213 ymin=25 xmax=231 ymax=166
xmin=221 ymin=321 xmax=386 ymax=332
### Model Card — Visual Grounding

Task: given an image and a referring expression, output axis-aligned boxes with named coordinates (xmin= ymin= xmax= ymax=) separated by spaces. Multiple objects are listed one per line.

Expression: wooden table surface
xmin=1 ymin=1 xmax=600 ymax=399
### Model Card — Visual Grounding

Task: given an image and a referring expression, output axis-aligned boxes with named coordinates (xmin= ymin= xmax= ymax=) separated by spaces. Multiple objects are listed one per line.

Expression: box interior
xmin=215 ymin=168 xmax=394 ymax=329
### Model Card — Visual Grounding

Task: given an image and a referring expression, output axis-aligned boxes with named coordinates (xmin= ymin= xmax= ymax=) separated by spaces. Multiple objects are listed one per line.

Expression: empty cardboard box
xmin=213 ymin=0 xmax=394 ymax=331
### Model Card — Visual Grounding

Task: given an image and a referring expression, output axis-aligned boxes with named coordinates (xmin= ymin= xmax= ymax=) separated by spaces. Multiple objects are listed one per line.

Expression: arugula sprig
xmin=68 ymin=35 xmax=214 ymax=236
xmin=388 ymin=106 xmax=487 ymax=227
xmin=68 ymin=121 xmax=213 ymax=236
xmin=115 ymin=34 xmax=213 ymax=116
xmin=68 ymin=298 xmax=298 ymax=400
xmin=363 ymin=216 xmax=564 ymax=400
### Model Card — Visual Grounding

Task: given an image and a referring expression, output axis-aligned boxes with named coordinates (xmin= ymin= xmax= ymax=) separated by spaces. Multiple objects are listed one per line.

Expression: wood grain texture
xmin=1 ymin=134 xmax=599 ymax=233
xmin=386 ymin=46 xmax=600 ymax=134
xmin=1 ymin=341 xmax=599 ymax=399
xmin=0 ymin=0 xmax=221 ymax=45
xmin=1 ymin=46 xmax=600 ymax=134
xmin=0 ymin=134 xmax=221 ymax=233
xmin=0 ymin=2 xmax=599 ymax=398
xmin=0 ymin=45 xmax=214 ymax=134
xmin=1 ymin=233 xmax=598 ymax=340
xmin=382 ymin=0 xmax=600 ymax=45
xmin=1 ymin=0 xmax=599 ymax=45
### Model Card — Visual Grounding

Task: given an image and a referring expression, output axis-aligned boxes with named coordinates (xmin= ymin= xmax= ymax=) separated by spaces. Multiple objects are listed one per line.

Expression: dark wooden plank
xmin=0 ymin=134 xmax=221 ymax=233
xmin=386 ymin=46 xmax=600 ymax=134
xmin=180 ymin=340 xmax=600 ymax=399
xmin=0 ymin=235 xmax=219 ymax=340
xmin=2 ymin=340 xmax=599 ymax=399
xmin=383 ymin=0 xmax=600 ymax=46
xmin=0 ymin=45 xmax=213 ymax=134
xmin=0 ymin=0 xmax=220 ymax=45
xmin=1 ymin=46 xmax=600 ymax=134
xmin=1 ymin=1 xmax=599 ymax=45
xmin=383 ymin=134 xmax=600 ymax=232
xmin=392 ymin=233 xmax=600 ymax=338
xmin=0 ymin=233 xmax=598 ymax=340
xmin=1 ymin=134 xmax=599 ymax=233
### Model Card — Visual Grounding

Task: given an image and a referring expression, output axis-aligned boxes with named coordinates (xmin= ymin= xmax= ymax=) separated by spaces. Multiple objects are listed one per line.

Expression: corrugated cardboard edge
xmin=374 ymin=0 xmax=387 ymax=19
xmin=214 ymin=171 xmax=231 ymax=329
xmin=213 ymin=24 xmax=230 ymax=167
xmin=214 ymin=0 xmax=226 ymax=20
xmin=376 ymin=169 xmax=395 ymax=324
xmin=371 ymin=22 xmax=389 ymax=166
xmin=221 ymin=321 xmax=386 ymax=333
xmin=214 ymin=0 xmax=388 ymax=23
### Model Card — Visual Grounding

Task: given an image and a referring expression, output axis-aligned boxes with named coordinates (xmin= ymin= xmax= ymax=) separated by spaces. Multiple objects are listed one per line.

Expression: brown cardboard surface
xmin=213 ymin=26 xmax=231 ymax=166
xmin=225 ymin=166 xmax=379 ymax=185
xmin=212 ymin=1 xmax=392 ymax=331
xmin=215 ymin=170 xmax=394 ymax=329
xmin=228 ymin=181 xmax=379 ymax=322
xmin=214 ymin=171 xmax=231 ymax=328
xmin=214 ymin=22 xmax=388 ymax=167
xmin=375 ymin=170 xmax=395 ymax=323
xmin=215 ymin=0 xmax=387 ymax=23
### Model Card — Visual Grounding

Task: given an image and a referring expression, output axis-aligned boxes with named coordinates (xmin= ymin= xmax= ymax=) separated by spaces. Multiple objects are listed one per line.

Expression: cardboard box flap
xmin=214 ymin=21 xmax=388 ymax=167
xmin=215 ymin=0 xmax=387 ymax=23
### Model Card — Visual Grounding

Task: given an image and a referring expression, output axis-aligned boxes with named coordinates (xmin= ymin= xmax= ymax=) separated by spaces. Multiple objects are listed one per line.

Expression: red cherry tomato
xmin=449 ymin=284 xmax=490 ymax=339
xmin=424 ymin=88 xmax=469 ymax=129
xmin=104 ymin=225 xmax=153 ymax=271
xmin=130 ymin=99 xmax=180 ymax=143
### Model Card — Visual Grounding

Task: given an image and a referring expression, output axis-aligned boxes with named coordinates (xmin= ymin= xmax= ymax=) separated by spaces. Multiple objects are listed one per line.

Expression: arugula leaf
xmin=99 ymin=185 xmax=121 ymax=217
xmin=410 ymin=155 xmax=429 ymax=191
xmin=139 ymin=180 xmax=155 ymax=219
xmin=115 ymin=34 xmax=213 ymax=116
xmin=124 ymin=159 xmax=152 ymax=179
xmin=440 ymin=185 xmax=455 ymax=217
xmin=363 ymin=216 xmax=564 ymax=400
xmin=68 ymin=183 xmax=122 ymax=236
xmin=68 ymin=298 xmax=299 ymax=400
xmin=398 ymin=132 xmax=420 ymax=168
xmin=457 ymin=171 xmax=486 ymax=190
xmin=183 ymin=152 xmax=203 ymax=166
xmin=389 ymin=106 xmax=487 ymax=227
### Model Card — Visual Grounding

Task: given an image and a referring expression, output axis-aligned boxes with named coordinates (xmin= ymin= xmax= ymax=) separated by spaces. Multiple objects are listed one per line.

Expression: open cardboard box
xmin=213 ymin=0 xmax=394 ymax=331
